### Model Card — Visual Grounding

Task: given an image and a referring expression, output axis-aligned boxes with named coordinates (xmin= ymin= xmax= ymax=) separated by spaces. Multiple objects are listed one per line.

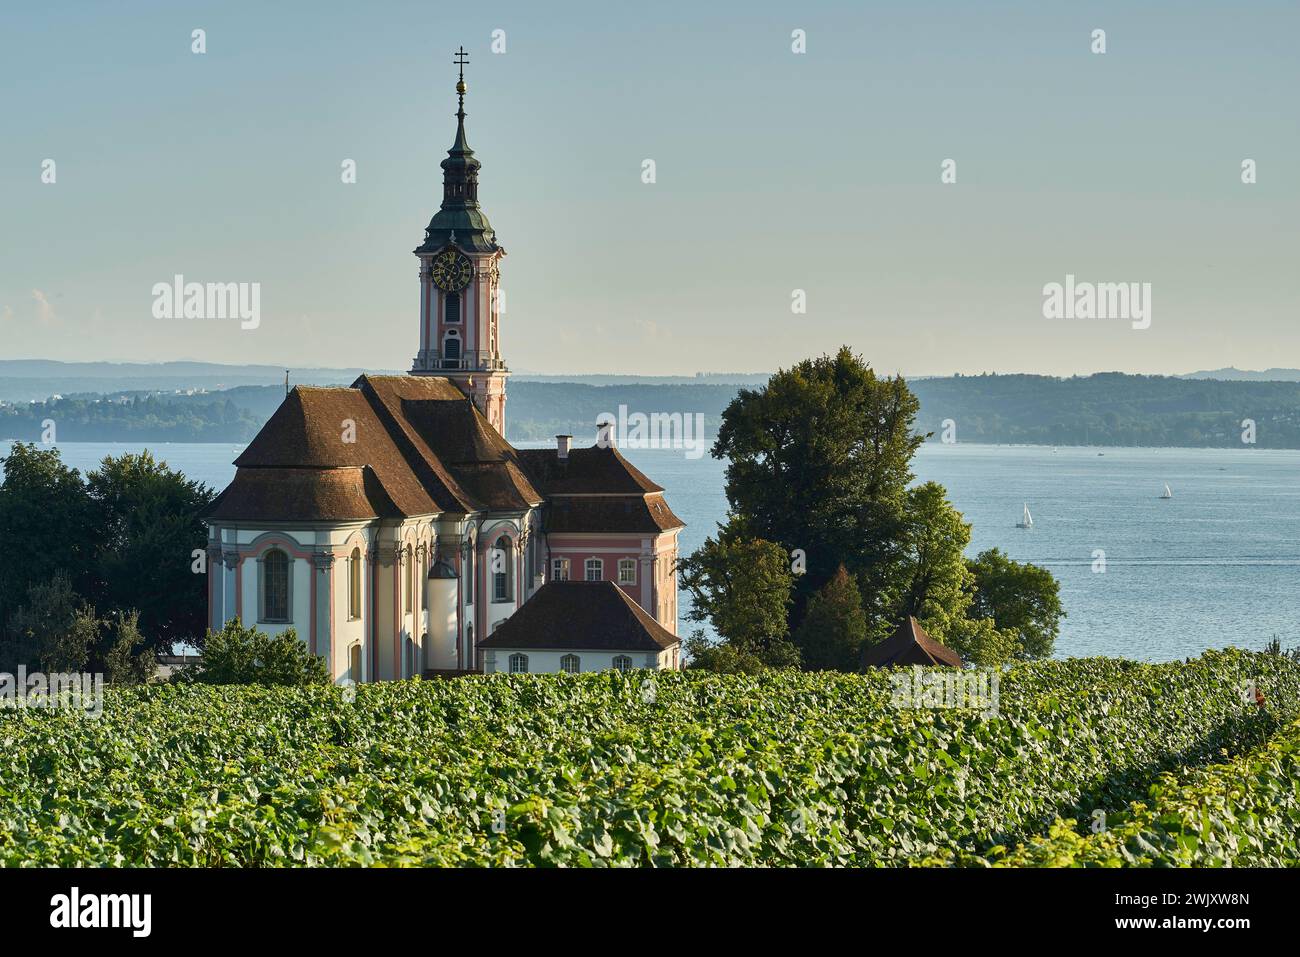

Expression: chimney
xmin=556 ymin=434 xmax=572 ymax=460
xmin=596 ymin=417 xmax=616 ymax=449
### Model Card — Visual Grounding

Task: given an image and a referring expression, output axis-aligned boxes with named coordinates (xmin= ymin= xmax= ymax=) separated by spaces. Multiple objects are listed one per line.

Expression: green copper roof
xmin=416 ymin=105 xmax=498 ymax=255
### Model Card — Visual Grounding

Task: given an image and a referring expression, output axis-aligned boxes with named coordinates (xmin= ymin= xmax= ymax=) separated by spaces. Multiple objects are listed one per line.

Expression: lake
xmin=9 ymin=439 xmax=1299 ymax=662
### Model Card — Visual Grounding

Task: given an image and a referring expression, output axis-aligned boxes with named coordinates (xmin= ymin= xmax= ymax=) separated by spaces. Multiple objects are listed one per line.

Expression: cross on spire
xmin=453 ymin=45 xmax=469 ymax=113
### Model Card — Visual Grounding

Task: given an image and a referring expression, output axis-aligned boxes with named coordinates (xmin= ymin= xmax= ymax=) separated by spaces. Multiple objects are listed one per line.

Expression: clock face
xmin=431 ymin=249 xmax=473 ymax=291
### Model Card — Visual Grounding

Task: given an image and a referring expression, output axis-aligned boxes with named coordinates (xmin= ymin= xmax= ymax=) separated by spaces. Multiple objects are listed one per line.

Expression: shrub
xmin=176 ymin=618 xmax=327 ymax=687
xmin=103 ymin=610 xmax=157 ymax=686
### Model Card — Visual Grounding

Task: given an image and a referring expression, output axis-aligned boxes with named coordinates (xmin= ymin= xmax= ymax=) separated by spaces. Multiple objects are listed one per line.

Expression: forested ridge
xmin=5 ymin=373 xmax=1300 ymax=447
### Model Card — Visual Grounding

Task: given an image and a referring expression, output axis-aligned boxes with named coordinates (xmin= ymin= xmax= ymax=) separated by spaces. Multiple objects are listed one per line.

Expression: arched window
xmin=349 ymin=642 xmax=363 ymax=683
xmin=443 ymin=334 xmax=460 ymax=364
xmin=466 ymin=544 xmax=475 ymax=605
xmin=509 ymin=653 xmax=528 ymax=674
xmin=445 ymin=291 xmax=460 ymax=323
xmin=348 ymin=547 xmax=362 ymax=620
xmin=560 ymin=654 xmax=581 ymax=674
xmin=260 ymin=548 xmax=291 ymax=622
xmin=584 ymin=558 xmax=603 ymax=581
xmin=618 ymin=558 xmax=636 ymax=585
xmin=492 ymin=536 xmax=513 ymax=602
xmin=612 ymin=655 xmax=633 ymax=673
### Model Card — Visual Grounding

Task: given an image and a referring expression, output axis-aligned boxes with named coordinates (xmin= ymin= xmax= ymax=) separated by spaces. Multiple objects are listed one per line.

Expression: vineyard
xmin=1 ymin=648 xmax=1297 ymax=866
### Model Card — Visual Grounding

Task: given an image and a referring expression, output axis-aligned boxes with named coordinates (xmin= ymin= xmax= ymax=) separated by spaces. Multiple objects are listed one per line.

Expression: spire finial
xmin=453 ymin=45 xmax=469 ymax=114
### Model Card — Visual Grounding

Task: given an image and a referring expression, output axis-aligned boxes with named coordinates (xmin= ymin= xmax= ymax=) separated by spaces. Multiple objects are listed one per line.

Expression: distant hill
xmin=0 ymin=360 xmax=769 ymax=403
xmin=910 ymin=373 xmax=1300 ymax=447
xmin=1179 ymin=367 xmax=1300 ymax=382
xmin=7 ymin=368 xmax=1300 ymax=449
xmin=0 ymin=360 xmax=384 ymax=403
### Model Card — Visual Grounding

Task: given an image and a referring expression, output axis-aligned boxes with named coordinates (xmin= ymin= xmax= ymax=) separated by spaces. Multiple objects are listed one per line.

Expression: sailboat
xmin=1159 ymin=484 xmax=1173 ymax=499
xmin=1016 ymin=503 xmax=1033 ymax=528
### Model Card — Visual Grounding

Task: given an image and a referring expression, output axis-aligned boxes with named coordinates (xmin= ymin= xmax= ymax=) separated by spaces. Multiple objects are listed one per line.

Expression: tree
xmin=888 ymin=482 xmax=974 ymax=644
xmin=696 ymin=347 xmax=1065 ymax=671
xmin=966 ymin=548 xmax=1065 ymax=659
xmin=713 ymin=347 xmax=924 ymax=619
xmin=677 ymin=516 xmax=800 ymax=669
xmin=1 ymin=572 xmax=100 ymax=672
xmin=943 ymin=614 xmax=1020 ymax=668
xmin=103 ymin=610 xmax=157 ymax=686
xmin=178 ymin=619 xmax=327 ymax=686
xmin=683 ymin=629 xmax=768 ymax=674
xmin=0 ymin=444 xmax=96 ymax=631
xmin=86 ymin=451 xmax=215 ymax=652
xmin=793 ymin=565 xmax=867 ymax=671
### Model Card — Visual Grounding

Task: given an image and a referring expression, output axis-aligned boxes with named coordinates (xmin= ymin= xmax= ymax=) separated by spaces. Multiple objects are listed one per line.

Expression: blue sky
xmin=1 ymin=1 xmax=1296 ymax=376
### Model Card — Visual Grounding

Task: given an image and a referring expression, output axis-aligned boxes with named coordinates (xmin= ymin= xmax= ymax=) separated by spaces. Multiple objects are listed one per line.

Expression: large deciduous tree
xmin=0 ymin=444 xmax=214 ymax=659
xmin=678 ymin=516 xmax=799 ymax=670
xmin=713 ymin=347 xmax=924 ymax=616
xmin=86 ymin=451 xmax=214 ymax=652
xmin=689 ymin=347 xmax=1061 ymax=671
xmin=966 ymin=547 xmax=1065 ymax=659
xmin=0 ymin=443 xmax=97 ymax=631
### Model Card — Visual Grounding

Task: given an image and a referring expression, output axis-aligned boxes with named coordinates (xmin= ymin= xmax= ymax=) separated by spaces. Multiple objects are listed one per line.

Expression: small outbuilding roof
xmin=860 ymin=616 xmax=964 ymax=670
xmin=478 ymin=580 xmax=680 ymax=653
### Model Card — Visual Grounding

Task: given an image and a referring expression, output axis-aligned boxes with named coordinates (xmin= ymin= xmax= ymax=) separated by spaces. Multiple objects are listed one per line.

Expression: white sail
xmin=1017 ymin=503 xmax=1033 ymax=528
xmin=1160 ymin=484 xmax=1173 ymax=499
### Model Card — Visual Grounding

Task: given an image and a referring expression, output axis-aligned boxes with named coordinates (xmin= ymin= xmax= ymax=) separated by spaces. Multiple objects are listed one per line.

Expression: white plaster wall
xmin=240 ymin=553 xmax=311 ymax=638
xmin=482 ymin=648 xmax=676 ymax=674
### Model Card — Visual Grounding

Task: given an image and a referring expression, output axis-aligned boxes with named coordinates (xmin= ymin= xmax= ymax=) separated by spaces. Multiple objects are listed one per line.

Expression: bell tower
xmin=411 ymin=45 xmax=509 ymax=435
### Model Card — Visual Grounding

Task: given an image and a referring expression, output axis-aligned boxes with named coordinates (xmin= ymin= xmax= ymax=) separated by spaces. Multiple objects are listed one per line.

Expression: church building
xmin=203 ymin=52 xmax=685 ymax=681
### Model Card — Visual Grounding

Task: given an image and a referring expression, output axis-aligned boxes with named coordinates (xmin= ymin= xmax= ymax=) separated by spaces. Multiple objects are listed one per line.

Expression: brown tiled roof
xmin=205 ymin=466 xmax=395 ymax=522
xmin=207 ymin=376 xmax=680 ymax=530
xmin=478 ymin=581 xmax=680 ymax=652
xmin=224 ymin=387 xmax=442 ymax=518
xmin=356 ymin=375 xmax=543 ymax=511
xmin=351 ymin=376 xmax=479 ymax=512
xmin=860 ymin=617 xmax=964 ymax=669
xmin=545 ymin=492 xmax=685 ymax=534
xmin=515 ymin=445 xmax=664 ymax=495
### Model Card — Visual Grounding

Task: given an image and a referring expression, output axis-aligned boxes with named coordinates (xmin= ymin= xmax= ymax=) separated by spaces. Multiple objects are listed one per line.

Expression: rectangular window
xmin=618 ymin=558 xmax=636 ymax=585
xmin=552 ymin=558 xmax=570 ymax=582
xmin=585 ymin=558 xmax=603 ymax=582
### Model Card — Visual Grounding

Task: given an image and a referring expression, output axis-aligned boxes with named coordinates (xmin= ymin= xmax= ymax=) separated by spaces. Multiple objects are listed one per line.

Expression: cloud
xmin=31 ymin=289 xmax=57 ymax=326
xmin=634 ymin=318 xmax=669 ymax=342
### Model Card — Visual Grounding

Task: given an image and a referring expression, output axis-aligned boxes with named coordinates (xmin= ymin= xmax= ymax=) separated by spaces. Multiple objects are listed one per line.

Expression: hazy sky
xmin=2 ymin=1 xmax=1296 ymax=377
